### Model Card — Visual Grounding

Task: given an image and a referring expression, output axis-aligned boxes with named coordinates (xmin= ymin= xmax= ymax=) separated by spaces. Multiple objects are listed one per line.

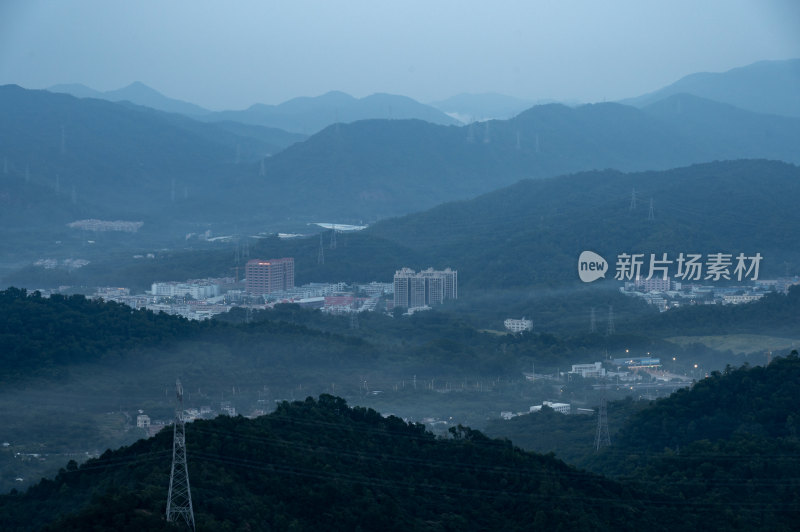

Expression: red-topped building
xmin=245 ymin=258 xmax=294 ymax=295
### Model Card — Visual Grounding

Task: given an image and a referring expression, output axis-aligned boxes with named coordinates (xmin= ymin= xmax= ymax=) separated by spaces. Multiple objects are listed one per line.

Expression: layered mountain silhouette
xmin=621 ymin=58 xmax=800 ymax=118
xmin=2 ymin=77 xmax=799 ymax=260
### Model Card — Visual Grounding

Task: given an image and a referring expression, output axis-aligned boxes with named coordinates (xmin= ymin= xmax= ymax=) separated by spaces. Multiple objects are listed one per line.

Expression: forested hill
xmin=0 ymin=395 xmax=687 ymax=531
xmin=10 ymin=159 xmax=798 ymax=292
xmin=3 ymin=84 xmax=799 ymax=246
xmin=485 ymin=354 xmax=800 ymax=531
xmin=249 ymin=97 xmax=800 ymax=222
xmin=0 ymin=287 xmax=206 ymax=384
xmin=367 ymin=159 xmax=800 ymax=287
xmin=610 ymin=352 xmax=800 ymax=456
xmin=0 ymin=85 xmax=300 ymax=235
xmin=592 ymin=353 xmax=800 ymax=530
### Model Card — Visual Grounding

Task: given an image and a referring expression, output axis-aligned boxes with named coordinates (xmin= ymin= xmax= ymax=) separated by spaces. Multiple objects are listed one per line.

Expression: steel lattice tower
xmin=594 ymin=393 xmax=611 ymax=451
xmin=167 ymin=378 xmax=195 ymax=531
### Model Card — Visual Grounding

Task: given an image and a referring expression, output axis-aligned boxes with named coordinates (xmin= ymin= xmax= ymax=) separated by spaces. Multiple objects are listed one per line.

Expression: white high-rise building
xmin=394 ymin=267 xmax=458 ymax=309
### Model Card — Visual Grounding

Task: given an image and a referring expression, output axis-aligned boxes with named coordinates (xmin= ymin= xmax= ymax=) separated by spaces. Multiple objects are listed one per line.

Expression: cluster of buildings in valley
xmin=67 ymin=219 xmax=144 ymax=232
xmin=85 ymin=257 xmax=458 ymax=321
xmin=619 ymin=276 xmax=800 ymax=311
xmin=502 ymin=356 xmax=693 ymax=420
xmin=135 ymin=400 xmax=259 ymax=438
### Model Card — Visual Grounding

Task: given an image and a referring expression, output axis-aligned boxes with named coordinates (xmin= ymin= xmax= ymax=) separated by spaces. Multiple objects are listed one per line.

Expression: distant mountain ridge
xmin=246 ymin=95 xmax=800 ymax=222
xmin=49 ymin=81 xmax=212 ymax=117
xmin=49 ymin=82 xmax=462 ymax=134
xmin=3 ymin=83 xmax=800 ymax=273
xmin=429 ymin=92 xmax=538 ymax=121
xmin=204 ymin=90 xmax=463 ymax=133
xmin=622 ymin=58 xmax=800 ymax=117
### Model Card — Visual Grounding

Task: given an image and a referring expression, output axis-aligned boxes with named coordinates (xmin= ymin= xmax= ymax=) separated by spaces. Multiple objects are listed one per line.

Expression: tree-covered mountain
xmin=366 ymin=159 xmax=800 ymax=287
xmin=7 ymin=372 xmax=800 ymax=531
xmin=622 ymin=58 xmax=800 ymax=118
xmin=3 ymin=84 xmax=800 ymax=283
xmin=0 ymin=395 xmax=697 ymax=531
xmin=4 ymin=85 xmax=800 ymax=236
xmin=245 ymin=98 xmax=800 ymax=223
xmin=641 ymin=93 xmax=800 ymax=161
xmin=597 ymin=353 xmax=800 ymax=530
xmin=9 ymin=159 xmax=798 ymax=296
xmin=0 ymin=85 xmax=304 ymax=270
xmin=0 ymin=84 xmax=297 ymax=223
xmin=488 ymin=352 xmax=800 ymax=531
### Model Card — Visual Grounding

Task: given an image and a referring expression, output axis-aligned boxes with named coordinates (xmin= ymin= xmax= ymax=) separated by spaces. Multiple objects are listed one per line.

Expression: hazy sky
xmin=1 ymin=0 xmax=798 ymax=110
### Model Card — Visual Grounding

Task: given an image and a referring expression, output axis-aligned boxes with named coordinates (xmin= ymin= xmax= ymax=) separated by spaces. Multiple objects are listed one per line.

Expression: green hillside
xmin=368 ymin=159 xmax=800 ymax=287
xmin=488 ymin=353 xmax=800 ymax=531
xmin=247 ymin=101 xmax=800 ymax=223
xmin=4 ymin=84 xmax=799 ymax=250
xmin=9 ymin=159 xmax=798 ymax=293
xmin=0 ymin=396 xmax=684 ymax=531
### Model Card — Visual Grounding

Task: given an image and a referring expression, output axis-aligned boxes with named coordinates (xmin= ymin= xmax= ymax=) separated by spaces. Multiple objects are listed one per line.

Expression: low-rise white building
xmin=151 ymin=281 xmax=220 ymax=299
xmin=570 ymin=362 xmax=606 ymax=378
xmin=530 ymin=401 xmax=571 ymax=415
xmin=504 ymin=317 xmax=533 ymax=333
xmin=722 ymin=293 xmax=764 ymax=305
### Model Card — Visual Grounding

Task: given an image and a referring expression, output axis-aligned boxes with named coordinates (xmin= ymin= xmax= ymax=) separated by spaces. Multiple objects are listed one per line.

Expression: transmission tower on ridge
xmin=166 ymin=378 xmax=196 ymax=531
xmin=330 ymin=225 xmax=337 ymax=249
xmin=590 ymin=307 xmax=597 ymax=333
xmin=648 ymin=197 xmax=655 ymax=221
xmin=606 ymin=305 xmax=615 ymax=336
xmin=594 ymin=390 xmax=611 ymax=451
xmin=317 ymin=233 xmax=325 ymax=265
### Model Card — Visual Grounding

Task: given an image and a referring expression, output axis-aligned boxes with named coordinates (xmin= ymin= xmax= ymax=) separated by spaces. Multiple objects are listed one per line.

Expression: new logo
xmin=578 ymin=251 xmax=607 ymax=283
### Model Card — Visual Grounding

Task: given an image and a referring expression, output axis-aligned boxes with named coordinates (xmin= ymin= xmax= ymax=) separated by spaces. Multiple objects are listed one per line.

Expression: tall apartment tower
xmin=393 ymin=267 xmax=458 ymax=309
xmin=245 ymin=258 xmax=294 ymax=295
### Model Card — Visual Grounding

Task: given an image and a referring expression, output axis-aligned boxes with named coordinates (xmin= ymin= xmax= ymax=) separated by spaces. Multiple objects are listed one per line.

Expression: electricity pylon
xmin=167 ymin=378 xmax=195 ymax=531
xmin=594 ymin=391 xmax=611 ymax=451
